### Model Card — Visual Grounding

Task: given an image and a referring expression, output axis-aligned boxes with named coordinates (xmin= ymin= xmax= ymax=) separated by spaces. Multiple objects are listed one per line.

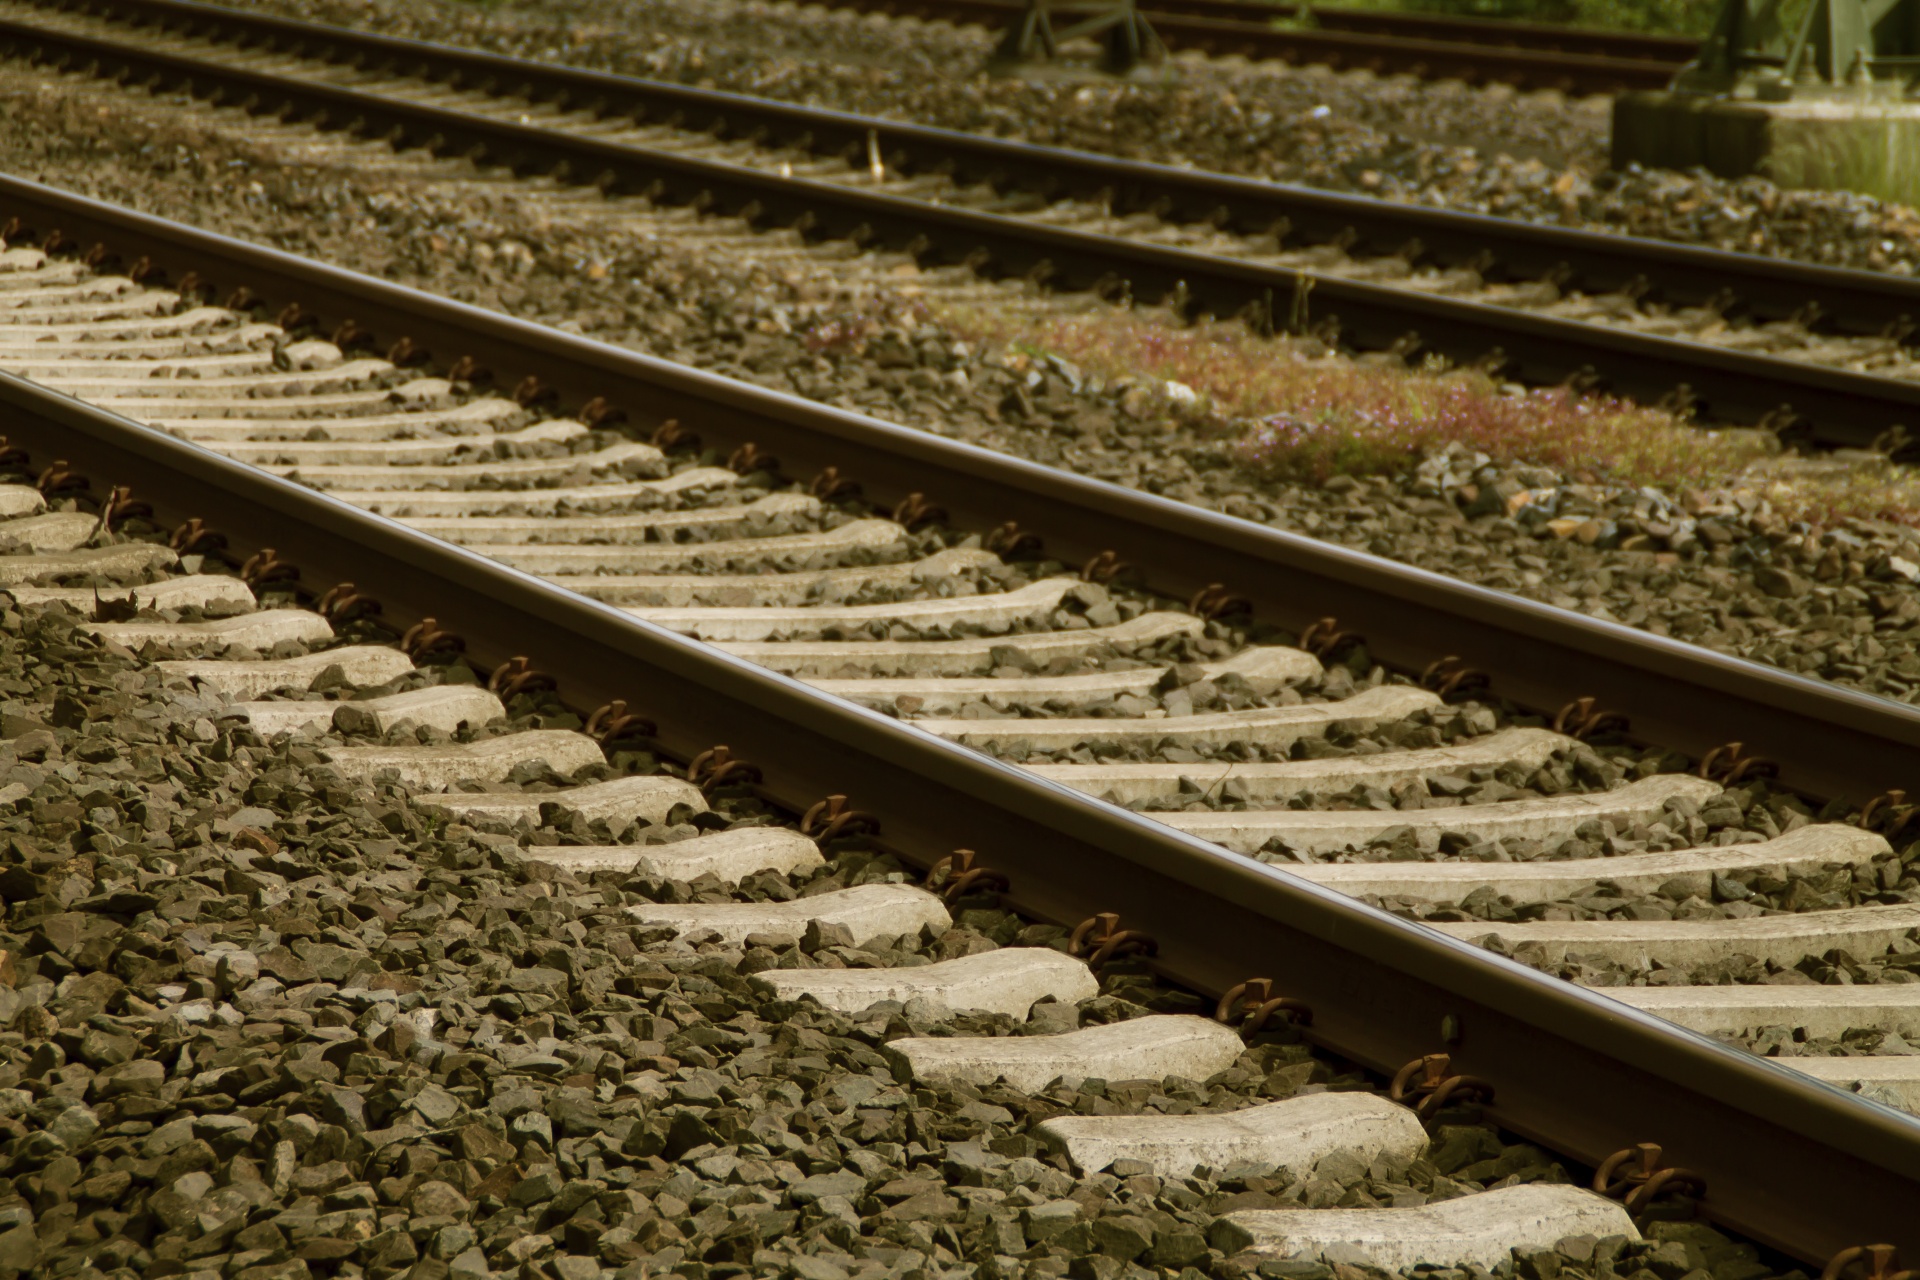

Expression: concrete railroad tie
xmin=751 ymin=947 xmax=1099 ymax=1017
xmin=1167 ymin=774 xmax=1721 ymax=854
xmin=1433 ymin=902 xmax=1920 ymax=969
xmin=1038 ymin=1091 xmax=1428 ymax=1179
xmin=0 ymin=543 xmax=176 ymax=585
xmin=234 ymin=685 xmax=506 ymax=737
xmin=1295 ymin=823 xmax=1889 ymax=901
xmin=332 ymin=466 xmax=739 ymax=516
xmin=10 ymin=574 xmax=256 ymax=614
xmin=889 ymin=1015 xmax=1247 ymax=1091
xmin=1212 ymin=1183 xmax=1639 ymax=1272
xmin=83 ymin=608 xmax=335 ymax=652
xmin=726 ymin=611 xmax=1202 ymax=679
xmin=417 ymin=774 xmax=705 ymax=829
xmin=519 ymin=826 xmax=825 ymax=884
xmin=630 ymin=578 xmax=1084 ymax=643
xmin=1031 ymin=726 xmax=1566 ymax=804
xmin=158 ymin=646 xmax=417 ymax=699
xmin=920 ymin=685 xmax=1443 ymax=752
xmin=556 ymin=548 xmax=999 ymax=609
xmin=320 ymin=729 xmax=605 ymax=788
xmin=629 ymin=883 xmax=951 ymax=948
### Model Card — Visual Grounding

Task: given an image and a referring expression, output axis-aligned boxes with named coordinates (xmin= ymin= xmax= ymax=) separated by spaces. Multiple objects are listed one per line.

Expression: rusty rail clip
xmin=585 ymin=699 xmax=656 ymax=744
xmin=689 ymin=745 xmax=763 ymax=790
xmin=1421 ymin=656 xmax=1489 ymax=700
xmin=1823 ymin=1247 xmax=1917 ymax=1280
xmin=399 ymin=617 xmax=464 ymax=659
xmin=35 ymin=459 xmax=88 ymax=497
xmin=1389 ymin=1053 xmax=1494 ymax=1121
xmin=985 ymin=522 xmax=1042 ymax=559
xmin=801 ymin=794 xmax=879 ymax=843
xmin=239 ymin=548 xmax=300 ymax=588
xmin=925 ymin=849 xmax=1009 ymax=903
xmin=1592 ymin=1143 xmax=1705 ymax=1212
xmin=315 ymin=582 xmax=381 ymax=623
xmin=97 ymin=485 xmax=151 ymax=528
xmin=169 ymin=518 xmax=225 ymax=557
xmin=810 ymin=466 xmax=862 ymax=501
xmin=650 ymin=419 xmax=698 ymax=452
xmin=1214 ymin=978 xmax=1312 ymax=1036
xmin=1298 ymin=616 xmax=1360 ymax=657
xmin=1552 ymin=696 xmax=1629 ymax=740
xmin=578 ymin=396 xmax=625 ymax=428
xmin=488 ymin=656 xmax=556 ymax=701
xmin=1698 ymin=741 xmax=1777 ymax=785
xmin=1069 ymin=912 xmax=1158 ymax=968
xmin=891 ymin=492 xmax=946 ymax=530
xmin=726 ymin=441 xmax=777 ymax=475
xmin=1081 ymin=550 xmax=1132 ymax=584
xmin=1189 ymin=583 xmax=1251 ymax=622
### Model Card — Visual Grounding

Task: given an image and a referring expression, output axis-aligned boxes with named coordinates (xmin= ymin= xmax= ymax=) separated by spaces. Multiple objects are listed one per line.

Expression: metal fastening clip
xmin=891 ymin=492 xmax=946 ymax=530
xmin=1822 ymin=1246 xmax=1917 ymax=1280
xmin=1081 ymin=550 xmax=1131 ymax=584
xmin=1389 ymin=1053 xmax=1494 ymax=1122
xmin=925 ymin=849 xmax=1009 ymax=903
xmin=488 ymin=656 xmax=556 ymax=701
xmin=1592 ymin=1143 xmax=1705 ymax=1212
xmin=1698 ymin=741 xmax=1777 ymax=785
xmin=650 ymin=419 xmax=698 ymax=452
xmin=1298 ymin=616 xmax=1360 ymax=657
xmin=1069 ymin=912 xmax=1157 ymax=968
xmin=689 ymin=745 xmax=763 ymax=790
xmin=811 ymin=467 xmax=862 ymax=502
xmin=1552 ymin=696 xmax=1628 ymax=740
xmin=1214 ymin=978 xmax=1312 ymax=1036
xmin=1421 ymin=656 xmax=1489 ymax=700
xmin=725 ymin=442 xmax=778 ymax=475
xmin=585 ymin=700 xmax=657 ymax=744
xmin=399 ymin=617 xmax=464 ymax=659
xmin=1189 ymin=583 xmax=1251 ymax=622
xmin=984 ymin=522 xmax=1042 ymax=559
xmin=800 ymin=794 xmax=879 ymax=843
xmin=315 ymin=583 xmax=381 ymax=623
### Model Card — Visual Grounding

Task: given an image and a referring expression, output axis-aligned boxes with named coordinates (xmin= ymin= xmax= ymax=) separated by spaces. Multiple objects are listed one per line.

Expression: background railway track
xmin=754 ymin=0 xmax=1691 ymax=91
xmin=2 ymin=0 xmax=1915 ymax=460
xmin=2 ymin=170 xmax=1920 ymax=1263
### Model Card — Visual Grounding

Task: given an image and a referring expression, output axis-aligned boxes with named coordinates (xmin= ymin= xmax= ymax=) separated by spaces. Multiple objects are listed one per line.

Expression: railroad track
xmin=3 ymin=168 xmax=1920 ymax=1267
xmin=761 ymin=0 xmax=1688 ymax=91
xmin=3 ymin=0 xmax=1916 ymax=461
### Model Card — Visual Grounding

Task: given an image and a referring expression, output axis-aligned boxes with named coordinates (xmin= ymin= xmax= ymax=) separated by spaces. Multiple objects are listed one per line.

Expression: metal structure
xmin=992 ymin=0 xmax=1165 ymax=70
xmin=1680 ymin=0 xmax=1920 ymax=94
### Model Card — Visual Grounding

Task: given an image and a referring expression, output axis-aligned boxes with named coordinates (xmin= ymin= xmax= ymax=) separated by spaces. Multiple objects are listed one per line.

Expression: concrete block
xmin=629 ymin=883 xmax=950 ymax=947
xmin=1040 ymin=1091 xmax=1426 ymax=1178
xmin=890 ymin=1014 xmax=1245 ymax=1091
xmin=754 ymin=947 xmax=1097 ymax=1016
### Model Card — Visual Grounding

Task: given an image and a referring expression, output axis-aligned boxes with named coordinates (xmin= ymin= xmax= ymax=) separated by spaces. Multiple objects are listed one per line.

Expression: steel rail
xmin=12 ymin=0 xmax=1777 ymax=319
xmin=5 ymin=8 xmax=1918 ymax=453
xmin=6 ymin=178 xmax=1920 ymax=1264
xmin=1164 ymin=0 xmax=1699 ymax=63
xmin=737 ymin=0 xmax=1682 ymax=88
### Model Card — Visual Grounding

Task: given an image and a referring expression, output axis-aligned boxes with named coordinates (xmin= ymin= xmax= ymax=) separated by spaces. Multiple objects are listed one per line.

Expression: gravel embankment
xmin=212 ymin=0 xmax=1920 ymax=273
xmin=0 ymin=532 xmax=1717 ymax=1280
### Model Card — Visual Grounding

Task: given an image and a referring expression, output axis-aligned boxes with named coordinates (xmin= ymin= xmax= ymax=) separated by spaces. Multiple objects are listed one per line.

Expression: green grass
xmin=1328 ymin=0 xmax=1717 ymax=37
xmin=1766 ymin=118 xmax=1920 ymax=206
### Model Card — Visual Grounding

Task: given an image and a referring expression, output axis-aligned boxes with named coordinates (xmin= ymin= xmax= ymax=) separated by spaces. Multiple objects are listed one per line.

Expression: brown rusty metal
xmin=1699 ymin=741 xmax=1779 ymax=785
xmin=650 ymin=419 xmax=698 ymax=452
xmin=330 ymin=318 xmax=365 ymax=348
xmin=890 ymin=492 xmax=946 ymax=530
xmin=1188 ymin=582 xmax=1251 ymax=622
xmin=984 ymin=521 xmax=1042 ymax=559
xmin=1298 ymin=616 xmax=1360 ymax=657
xmin=0 ymin=438 xmax=29 ymax=469
xmin=725 ymin=441 xmax=778 ymax=475
xmin=399 ymin=616 xmax=464 ymax=659
xmin=488 ymin=655 xmax=557 ymax=701
xmin=800 ymin=794 xmax=879 ymax=842
xmin=1823 ymin=1247 xmax=1918 ymax=1280
xmin=1069 ymin=912 xmax=1158 ymax=968
xmin=238 ymin=547 xmax=299 ymax=588
xmin=925 ymin=848 xmax=1010 ymax=903
xmin=35 ymin=459 xmax=88 ymax=497
xmin=315 ymin=581 xmax=381 ymax=623
xmin=511 ymin=374 xmax=553 ymax=407
xmin=688 ymin=745 xmax=763 ymax=790
xmin=578 ymin=396 xmax=624 ymax=428
xmin=810 ymin=466 xmax=862 ymax=502
xmin=1390 ymin=1053 xmax=1495 ymax=1122
xmin=386 ymin=335 xmax=425 ymax=366
xmin=1421 ymin=655 xmax=1489 ymax=700
xmin=1862 ymin=790 xmax=1908 ymax=831
xmin=97 ymin=484 xmax=152 ymax=527
xmin=274 ymin=302 xmax=303 ymax=331
xmin=585 ymin=699 xmax=657 ymax=743
xmin=1214 ymin=977 xmax=1313 ymax=1035
xmin=1080 ymin=549 xmax=1131 ymax=584
xmin=1553 ymin=695 xmax=1630 ymax=740
xmin=168 ymin=517 xmax=225 ymax=556
xmin=446 ymin=354 xmax=487 ymax=384
xmin=1593 ymin=1142 xmax=1706 ymax=1212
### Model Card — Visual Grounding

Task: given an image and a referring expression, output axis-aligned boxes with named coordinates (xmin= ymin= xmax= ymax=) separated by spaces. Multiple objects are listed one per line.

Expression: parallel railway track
xmin=762 ymin=0 xmax=1691 ymax=91
xmin=2 ymin=167 xmax=1920 ymax=1266
xmin=2 ymin=0 xmax=1915 ymax=460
